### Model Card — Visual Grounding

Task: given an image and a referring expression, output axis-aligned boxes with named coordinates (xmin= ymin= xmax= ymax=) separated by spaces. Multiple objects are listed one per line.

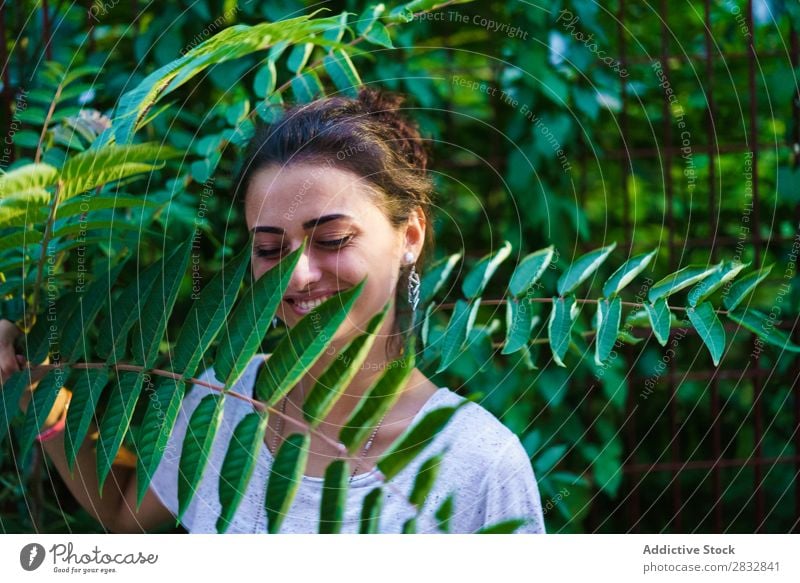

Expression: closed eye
xmin=254 ymin=235 xmax=353 ymax=258
xmin=317 ymin=235 xmax=352 ymax=248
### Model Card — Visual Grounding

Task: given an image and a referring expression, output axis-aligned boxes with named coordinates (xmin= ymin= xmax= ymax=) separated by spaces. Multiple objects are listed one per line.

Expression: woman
xmin=0 ymin=87 xmax=546 ymax=534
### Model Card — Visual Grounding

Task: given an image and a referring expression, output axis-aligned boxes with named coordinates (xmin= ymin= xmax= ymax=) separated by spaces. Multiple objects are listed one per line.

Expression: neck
xmin=292 ymin=308 xmax=412 ymax=426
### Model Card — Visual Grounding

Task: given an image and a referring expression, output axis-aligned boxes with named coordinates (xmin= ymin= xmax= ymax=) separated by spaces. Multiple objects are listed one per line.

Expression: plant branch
xmin=26 ymin=181 xmax=64 ymax=333
xmin=248 ymin=0 xmax=464 ymax=125
xmin=34 ymin=81 xmax=62 ymax=164
xmin=437 ymin=296 xmax=729 ymax=316
xmin=23 ymin=360 xmax=348 ymax=456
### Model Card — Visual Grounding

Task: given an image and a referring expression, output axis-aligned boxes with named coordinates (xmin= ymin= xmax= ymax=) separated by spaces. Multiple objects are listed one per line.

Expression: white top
xmin=149 ymin=354 xmax=547 ymax=534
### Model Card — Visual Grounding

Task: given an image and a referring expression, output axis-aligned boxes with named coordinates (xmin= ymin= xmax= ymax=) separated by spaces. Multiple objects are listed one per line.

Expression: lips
xmin=284 ymin=291 xmax=339 ymax=316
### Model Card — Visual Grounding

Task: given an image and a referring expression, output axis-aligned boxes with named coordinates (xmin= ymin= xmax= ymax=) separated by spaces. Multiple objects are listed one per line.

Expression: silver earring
xmin=404 ymin=252 xmax=420 ymax=312
xmin=272 ymin=317 xmax=279 ymax=329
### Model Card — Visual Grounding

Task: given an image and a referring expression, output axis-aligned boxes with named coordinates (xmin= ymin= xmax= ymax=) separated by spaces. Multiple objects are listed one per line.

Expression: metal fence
xmin=579 ymin=0 xmax=800 ymax=533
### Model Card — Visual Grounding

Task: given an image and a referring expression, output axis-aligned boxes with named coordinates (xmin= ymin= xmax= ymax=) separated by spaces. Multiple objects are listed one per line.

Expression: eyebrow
xmin=251 ymin=214 xmax=352 ymax=235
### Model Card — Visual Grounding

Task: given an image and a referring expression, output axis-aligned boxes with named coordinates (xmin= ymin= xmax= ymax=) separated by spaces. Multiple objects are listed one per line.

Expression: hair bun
xmin=356 ymin=86 xmax=428 ymax=172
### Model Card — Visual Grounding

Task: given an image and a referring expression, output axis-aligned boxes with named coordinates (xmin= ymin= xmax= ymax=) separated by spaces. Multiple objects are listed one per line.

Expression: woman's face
xmin=244 ymin=162 xmax=425 ymax=345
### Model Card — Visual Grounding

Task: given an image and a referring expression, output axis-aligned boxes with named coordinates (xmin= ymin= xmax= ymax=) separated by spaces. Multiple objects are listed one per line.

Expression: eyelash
xmin=255 ymin=235 xmax=353 ymax=258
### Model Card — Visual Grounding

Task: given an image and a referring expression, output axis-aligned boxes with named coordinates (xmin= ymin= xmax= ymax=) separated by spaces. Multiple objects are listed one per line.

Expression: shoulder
xmin=426 ymin=388 xmax=525 ymax=471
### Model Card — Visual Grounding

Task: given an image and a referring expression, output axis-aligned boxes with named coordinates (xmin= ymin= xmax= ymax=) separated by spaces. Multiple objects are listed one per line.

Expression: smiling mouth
xmin=286 ymin=293 xmax=335 ymax=312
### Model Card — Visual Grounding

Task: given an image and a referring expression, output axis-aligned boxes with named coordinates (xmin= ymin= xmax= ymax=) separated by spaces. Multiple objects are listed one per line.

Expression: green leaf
xmin=50 ymin=219 xmax=160 ymax=240
xmin=0 ymin=369 xmax=36 ymax=448
xmin=57 ymin=194 xmax=161 ymax=217
xmin=302 ymin=302 xmax=389 ymax=426
xmin=19 ymin=367 xmax=71 ymax=462
xmin=0 ymin=163 xmax=58 ymax=197
xmin=475 ymin=518 xmax=529 ymax=533
xmin=96 ymin=254 xmax=162 ymax=363
xmin=17 ymin=292 xmax=78 ymax=365
xmin=502 ymin=298 xmax=539 ymax=355
xmin=420 ymin=301 xmax=435 ymax=348
xmin=214 ymin=241 xmax=304 ymax=389
xmin=172 ymin=240 xmax=252 ymax=378
xmin=508 ymin=245 xmax=554 ymax=297
xmin=625 ymin=308 xmax=650 ymax=328
xmin=291 ymin=70 xmax=325 ymax=103
xmin=321 ymin=10 xmax=351 ymax=44
xmin=644 ymin=298 xmax=671 ymax=346
xmin=364 ymin=21 xmax=393 ymax=48
xmin=287 ymin=42 xmax=314 ymax=73
xmin=178 ymin=393 xmax=225 ymax=522
xmin=359 ymin=487 xmax=383 ymax=533
xmin=340 ymin=346 xmax=415 ymax=454
xmin=726 ymin=307 xmax=800 ymax=353
xmin=217 ymin=411 xmax=269 ymax=533
xmin=96 ymin=370 xmax=145 ymax=491
xmin=266 ymin=432 xmax=310 ymax=533
xmin=616 ymin=329 xmax=644 ymax=345
xmin=0 ymin=228 xmax=43 ymax=252
xmin=64 ymin=367 xmax=110 ymax=473
xmin=419 ymin=252 xmax=461 ymax=305
xmin=602 ymin=250 xmax=656 ymax=297
xmin=377 ymin=401 xmax=469 ymax=480
xmin=594 ymin=296 xmax=622 ymax=365
xmin=15 ymin=106 xmax=47 ymax=125
xmin=60 ymin=261 xmax=127 ymax=363
xmin=591 ymin=442 xmax=623 ymax=497
xmin=648 ymin=264 xmax=720 ymax=303
xmin=686 ymin=301 xmax=726 ymax=366
xmin=435 ymin=493 xmax=454 ymax=533
xmin=134 ymin=375 xmax=186 ymax=509
xmin=253 ymin=60 xmax=277 ymax=98
xmin=722 ymin=263 xmax=774 ymax=311
xmin=687 ymin=260 xmax=748 ymax=307
xmin=356 ymin=4 xmax=385 ymax=35
xmin=0 ymin=190 xmax=50 ymax=228
xmin=534 ymin=443 xmax=567 ymax=474
xmin=557 ymin=243 xmax=617 ymax=296
xmin=548 ymin=295 xmax=577 ymax=367
xmin=409 ymin=452 xmax=445 ymax=507
xmin=131 ymin=239 xmax=193 ymax=368
xmin=269 ymin=40 xmax=290 ymax=62
xmin=461 ymin=240 xmax=512 ymax=299
xmin=59 ymin=144 xmax=180 ymax=201
xmin=318 ymin=459 xmax=349 ymax=534
xmin=12 ymin=130 xmax=40 ymax=148
xmin=111 ymin=13 xmax=344 ymax=142
xmin=255 ymin=280 xmax=365 ymax=405
xmin=323 ymin=50 xmax=362 ymax=97
xmin=435 ymin=299 xmax=480 ymax=373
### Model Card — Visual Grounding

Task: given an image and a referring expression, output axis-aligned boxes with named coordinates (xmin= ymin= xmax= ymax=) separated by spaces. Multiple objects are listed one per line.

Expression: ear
xmin=403 ymin=207 xmax=426 ymax=260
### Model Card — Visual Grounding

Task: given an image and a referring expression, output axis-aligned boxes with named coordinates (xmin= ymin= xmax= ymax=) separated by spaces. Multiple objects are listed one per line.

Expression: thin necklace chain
xmin=255 ymin=382 xmax=388 ymax=533
xmin=271 ymin=389 xmax=388 ymax=480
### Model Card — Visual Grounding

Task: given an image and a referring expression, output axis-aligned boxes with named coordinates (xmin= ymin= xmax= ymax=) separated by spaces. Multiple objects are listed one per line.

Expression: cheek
xmin=251 ymin=260 xmax=268 ymax=281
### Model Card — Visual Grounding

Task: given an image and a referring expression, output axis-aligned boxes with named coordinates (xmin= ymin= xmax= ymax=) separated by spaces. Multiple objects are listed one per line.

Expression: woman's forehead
xmin=250 ymin=213 xmax=356 ymax=235
xmin=246 ymin=164 xmax=383 ymax=229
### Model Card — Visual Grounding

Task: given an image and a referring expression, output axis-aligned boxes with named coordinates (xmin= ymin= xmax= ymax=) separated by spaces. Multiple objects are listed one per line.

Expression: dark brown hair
xmin=233 ymin=86 xmax=435 ymax=357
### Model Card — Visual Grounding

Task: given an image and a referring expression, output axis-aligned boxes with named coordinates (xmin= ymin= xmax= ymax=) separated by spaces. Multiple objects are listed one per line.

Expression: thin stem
xmin=34 ymin=81 xmax=62 ymax=164
xmin=437 ymin=296 xmax=729 ymax=316
xmin=23 ymin=361 xmax=347 ymax=455
xmin=26 ymin=181 xmax=64 ymax=333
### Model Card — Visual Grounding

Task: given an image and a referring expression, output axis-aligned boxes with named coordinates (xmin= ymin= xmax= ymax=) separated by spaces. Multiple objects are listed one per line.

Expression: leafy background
xmin=1 ymin=0 xmax=799 ymax=533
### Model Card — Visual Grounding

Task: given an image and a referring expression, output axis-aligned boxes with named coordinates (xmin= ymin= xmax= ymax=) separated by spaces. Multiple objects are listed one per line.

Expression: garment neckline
xmin=248 ymin=354 xmax=448 ymax=485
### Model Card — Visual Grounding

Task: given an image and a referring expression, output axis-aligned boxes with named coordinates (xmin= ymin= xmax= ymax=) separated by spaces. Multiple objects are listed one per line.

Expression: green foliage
xmin=1 ymin=0 xmax=798 ymax=536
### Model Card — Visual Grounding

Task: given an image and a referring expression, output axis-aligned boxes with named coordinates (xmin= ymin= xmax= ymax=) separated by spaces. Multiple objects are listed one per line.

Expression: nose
xmin=286 ymin=244 xmax=322 ymax=293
